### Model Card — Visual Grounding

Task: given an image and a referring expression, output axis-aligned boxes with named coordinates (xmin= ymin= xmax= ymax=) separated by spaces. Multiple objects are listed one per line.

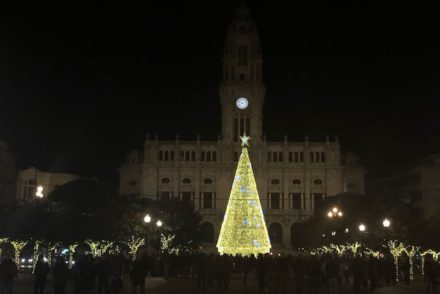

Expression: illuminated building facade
xmin=119 ymin=3 xmax=365 ymax=249
xmin=16 ymin=167 xmax=79 ymax=200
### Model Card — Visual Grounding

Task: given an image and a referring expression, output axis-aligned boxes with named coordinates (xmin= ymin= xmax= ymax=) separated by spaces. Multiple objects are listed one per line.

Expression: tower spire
xmin=219 ymin=3 xmax=266 ymax=143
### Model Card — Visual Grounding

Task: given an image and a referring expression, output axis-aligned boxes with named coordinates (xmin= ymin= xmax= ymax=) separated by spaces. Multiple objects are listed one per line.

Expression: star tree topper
xmin=240 ymin=133 xmax=251 ymax=147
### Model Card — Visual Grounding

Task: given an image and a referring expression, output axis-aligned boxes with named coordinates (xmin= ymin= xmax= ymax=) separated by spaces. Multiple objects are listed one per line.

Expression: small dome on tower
xmin=230 ymin=1 xmax=255 ymax=32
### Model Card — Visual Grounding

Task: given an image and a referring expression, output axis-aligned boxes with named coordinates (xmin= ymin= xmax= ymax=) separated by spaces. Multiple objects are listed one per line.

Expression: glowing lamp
xmin=35 ymin=186 xmax=44 ymax=198
xmin=156 ymin=220 xmax=163 ymax=227
xmin=143 ymin=214 xmax=151 ymax=223
xmin=383 ymin=218 xmax=391 ymax=228
xmin=359 ymin=224 xmax=366 ymax=232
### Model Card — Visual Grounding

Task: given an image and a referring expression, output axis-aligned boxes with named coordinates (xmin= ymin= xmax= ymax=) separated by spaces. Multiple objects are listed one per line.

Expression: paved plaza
xmin=12 ymin=272 xmax=428 ymax=294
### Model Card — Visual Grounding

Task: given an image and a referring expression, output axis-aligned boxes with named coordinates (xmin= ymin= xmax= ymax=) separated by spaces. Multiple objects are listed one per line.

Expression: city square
xmin=1 ymin=1 xmax=440 ymax=293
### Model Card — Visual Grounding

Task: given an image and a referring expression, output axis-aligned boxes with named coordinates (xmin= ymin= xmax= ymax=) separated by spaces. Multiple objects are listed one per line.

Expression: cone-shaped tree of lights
xmin=217 ymin=134 xmax=271 ymax=256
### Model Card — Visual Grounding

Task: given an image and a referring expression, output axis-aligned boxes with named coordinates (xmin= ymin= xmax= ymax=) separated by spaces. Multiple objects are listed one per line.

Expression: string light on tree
xmin=217 ymin=134 xmax=271 ymax=256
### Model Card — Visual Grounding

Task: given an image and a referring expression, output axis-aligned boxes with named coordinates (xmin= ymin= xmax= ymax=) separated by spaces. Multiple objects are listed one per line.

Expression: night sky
xmin=1 ymin=1 xmax=439 ymax=183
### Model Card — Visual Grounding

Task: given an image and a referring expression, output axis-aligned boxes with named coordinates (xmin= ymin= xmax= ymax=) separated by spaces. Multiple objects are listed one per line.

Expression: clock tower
xmin=219 ymin=2 xmax=265 ymax=144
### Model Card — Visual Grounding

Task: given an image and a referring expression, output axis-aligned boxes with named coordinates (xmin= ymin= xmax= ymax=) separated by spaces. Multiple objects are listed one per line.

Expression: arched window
xmin=182 ymin=178 xmax=192 ymax=184
xmin=270 ymin=179 xmax=280 ymax=185
xmin=269 ymin=223 xmax=283 ymax=244
xmin=314 ymin=179 xmax=323 ymax=185
xmin=200 ymin=222 xmax=214 ymax=243
xmin=161 ymin=177 xmax=170 ymax=184
xmin=292 ymin=179 xmax=301 ymax=185
xmin=203 ymin=178 xmax=213 ymax=184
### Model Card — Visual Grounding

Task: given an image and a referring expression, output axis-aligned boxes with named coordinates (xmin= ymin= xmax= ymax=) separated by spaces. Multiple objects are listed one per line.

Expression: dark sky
xmin=1 ymin=1 xmax=439 ymax=182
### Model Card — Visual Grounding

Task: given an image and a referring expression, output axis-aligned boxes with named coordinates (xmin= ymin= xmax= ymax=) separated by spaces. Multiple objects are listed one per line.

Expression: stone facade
xmin=16 ymin=167 xmax=80 ymax=200
xmin=119 ymin=3 xmax=365 ymax=249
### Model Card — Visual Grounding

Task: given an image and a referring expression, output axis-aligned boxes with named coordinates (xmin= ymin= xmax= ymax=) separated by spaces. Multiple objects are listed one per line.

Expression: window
xmin=238 ymin=45 xmax=248 ymax=66
xmin=270 ymin=179 xmax=280 ymax=185
xmin=201 ymin=151 xmax=205 ymax=161
xmin=290 ymin=193 xmax=302 ymax=209
xmin=161 ymin=178 xmax=170 ymax=184
xmin=347 ymin=182 xmax=355 ymax=189
xmin=239 ymin=118 xmax=244 ymax=137
xmin=182 ymin=178 xmax=191 ymax=184
xmin=191 ymin=151 xmax=196 ymax=161
xmin=129 ymin=180 xmax=137 ymax=187
xmin=240 ymin=73 xmax=246 ymax=81
xmin=314 ymin=179 xmax=323 ymax=185
xmin=270 ymin=193 xmax=281 ymax=209
xmin=300 ymin=152 xmax=304 ymax=162
xmin=203 ymin=178 xmax=213 ymax=184
xmin=159 ymin=151 xmax=163 ymax=161
xmin=268 ymin=152 xmax=282 ymax=162
xmin=212 ymin=151 xmax=217 ymax=162
xmin=181 ymin=192 xmax=192 ymax=202
xmin=288 ymin=152 xmax=293 ymax=162
xmin=292 ymin=179 xmax=301 ymax=185
xmin=313 ymin=193 xmax=323 ymax=209
xmin=310 ymin=152 xmax=314 ymax=163
xmin=202 ymin=192 xmax=214 ymax=208
xmin=160 ymin=191 xmax=171 ymax=201
xmin=24 ymin=180 xmax=35 ymax=199
xmin=321 ymin=152 xmax=326 ymax=163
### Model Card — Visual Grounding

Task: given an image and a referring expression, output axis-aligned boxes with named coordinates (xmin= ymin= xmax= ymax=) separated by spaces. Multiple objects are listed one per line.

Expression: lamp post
xmin=358 ymin=223 xmax=366 ymax=250
xmin=143 ymin=214 xmax=163 ymax=247
xmin=382 ymin=218 xmax=391 ymax=228
xmin=35 ymin=185 xmax=44 ymax=198
xmin=327 ymin=207 xmax=343 ymax=218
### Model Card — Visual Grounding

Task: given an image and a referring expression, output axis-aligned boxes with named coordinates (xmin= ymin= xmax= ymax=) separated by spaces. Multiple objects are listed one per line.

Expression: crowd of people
xmin=0 ymin=248 xmax=439 ymax=293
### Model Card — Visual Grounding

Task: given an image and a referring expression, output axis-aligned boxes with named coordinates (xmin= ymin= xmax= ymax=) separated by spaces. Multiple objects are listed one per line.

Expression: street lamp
xmin=327 ymin=207 xmax=343 ymax=218
xmin=35 ymin=185 xmax=44 ymax=198
xmin=143 ymin=214 xmax=164 ymax=247
xmin=143 ymin=214 xmax=151 ymax=224
xmin=359 ymin=224 xmax=366 ymax=232
xmin=382 ymin=218 xmax=391 ymax=228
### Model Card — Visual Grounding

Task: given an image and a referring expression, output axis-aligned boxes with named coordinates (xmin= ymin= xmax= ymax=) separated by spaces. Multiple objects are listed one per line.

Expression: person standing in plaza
xmin=130 ymin=256 xmax=147 ymax=294
xmin=33 ymin=255 xmax=50 ymax=294
xmin=52 ymin=256 xmax=68 ymax=294
xmin=0 ymin=257 xmax=18 ymax=294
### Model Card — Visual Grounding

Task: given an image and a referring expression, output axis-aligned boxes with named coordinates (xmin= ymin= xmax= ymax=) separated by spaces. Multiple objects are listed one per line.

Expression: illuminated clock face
xmin=236 ymin=97 xmax=249 ymax=109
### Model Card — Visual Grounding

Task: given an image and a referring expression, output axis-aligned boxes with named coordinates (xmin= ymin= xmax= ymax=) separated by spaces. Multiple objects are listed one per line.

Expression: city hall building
xmin=119 ymin=3 xmax=365 ymax=250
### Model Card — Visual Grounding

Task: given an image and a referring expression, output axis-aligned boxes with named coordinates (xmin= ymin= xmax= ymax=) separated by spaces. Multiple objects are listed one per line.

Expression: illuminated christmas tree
xmin=217 ymin=134 xmax=271 ymax=256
